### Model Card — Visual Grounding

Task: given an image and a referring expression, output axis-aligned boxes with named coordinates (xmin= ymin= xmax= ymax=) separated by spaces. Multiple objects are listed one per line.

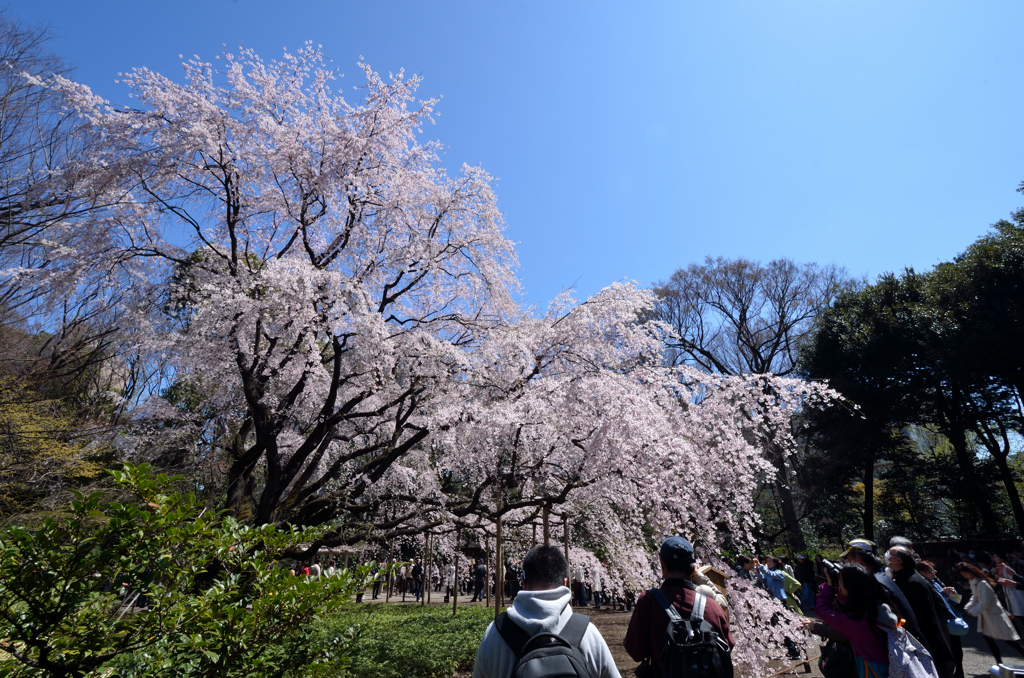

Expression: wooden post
xmin=543 ymin=504 xmax=550 ymax=545
xmin=428 ymin=532 xmax=434 ymax=605
xmin=452 ymin=527 xmax=461 ymax=617
xmin=563 ymin=515 xmax=570 ymax=572
xmin=495 ymin=513 xmax=504 ymax=619
xmin=532 ymin=522 xmax=537 ymax=547
xmin=485 ymin=535 xmax=491 ymax=607
xmin=385 ymin=539 xmax=394 ymax=603
xmin=422 ymin=532 xmax=429 ymax=606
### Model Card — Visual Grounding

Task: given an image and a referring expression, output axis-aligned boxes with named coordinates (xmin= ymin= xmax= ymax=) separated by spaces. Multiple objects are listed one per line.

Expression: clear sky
xmin=12 ymin=1 xmax=1024 ymax=305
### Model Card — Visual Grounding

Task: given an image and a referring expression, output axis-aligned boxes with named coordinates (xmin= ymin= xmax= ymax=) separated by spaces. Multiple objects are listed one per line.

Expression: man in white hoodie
xmin=472 ymin=545 xmax=621 ymax=678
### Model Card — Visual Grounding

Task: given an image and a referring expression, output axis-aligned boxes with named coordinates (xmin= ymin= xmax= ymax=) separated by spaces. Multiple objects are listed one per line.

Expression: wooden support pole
xmin=495 ymin=513 xmax=503 ymax=619
xmin=422 ymin=531 xmax=429 ymax=606
xmin=563 ymin=515 xmax=570 ymax=571
xmin=452 ymin=528 xmax=461 ymax=617
xmin=532 ymin=522 xmax=537 ymax=547
xmin=543 ymin=504 xmax=550 ymax=545
xmin=483 ymin=540 xmax=491 ymax=606
xmin=385 ymin=539 xmax=394 ymax=603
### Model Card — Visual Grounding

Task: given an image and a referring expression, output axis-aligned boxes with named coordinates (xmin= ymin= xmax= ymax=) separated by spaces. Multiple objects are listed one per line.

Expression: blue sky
xmin=13 ymin=1 xmax=1024 ymax=305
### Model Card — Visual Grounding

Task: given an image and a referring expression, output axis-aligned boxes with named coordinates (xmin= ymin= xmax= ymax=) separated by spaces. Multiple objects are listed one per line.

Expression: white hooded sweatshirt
xmin=472 ymin=586 xmax=621 ymax=678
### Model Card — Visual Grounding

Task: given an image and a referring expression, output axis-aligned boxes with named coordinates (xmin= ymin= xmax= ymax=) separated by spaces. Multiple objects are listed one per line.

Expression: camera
xmin=821 ymin=559 xmax=840 ymax=584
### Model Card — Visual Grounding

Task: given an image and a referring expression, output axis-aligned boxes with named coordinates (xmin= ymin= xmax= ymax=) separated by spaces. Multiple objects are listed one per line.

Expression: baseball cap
xmin=840 ymin=538 xmax=877 ymax=559
xmin=660 ymin=536 xmax=695 ymax=568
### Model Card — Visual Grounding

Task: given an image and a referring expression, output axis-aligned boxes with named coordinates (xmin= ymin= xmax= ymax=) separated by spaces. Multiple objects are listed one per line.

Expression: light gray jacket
xmin=472 ymin=586 xmax=621 ymax=678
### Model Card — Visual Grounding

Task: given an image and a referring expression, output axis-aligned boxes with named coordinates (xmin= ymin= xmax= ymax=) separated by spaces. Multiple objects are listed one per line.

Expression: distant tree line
xmin=653 ymin=209 xmax=1024 ymax=550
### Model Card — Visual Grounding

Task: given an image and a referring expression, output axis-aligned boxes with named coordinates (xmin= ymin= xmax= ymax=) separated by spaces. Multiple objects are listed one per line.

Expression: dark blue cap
xmin=660 ymin=536 xmax=695 ymax=567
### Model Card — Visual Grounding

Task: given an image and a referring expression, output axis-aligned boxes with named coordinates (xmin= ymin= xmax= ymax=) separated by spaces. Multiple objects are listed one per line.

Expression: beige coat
xmin=693 ymin=570 xmax=729 ymax=611
xmin=965 ymin=578 xmax=1020 ymax=641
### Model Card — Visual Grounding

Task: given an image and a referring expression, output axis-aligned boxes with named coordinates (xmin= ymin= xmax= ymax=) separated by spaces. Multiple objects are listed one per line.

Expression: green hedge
xmin=310 ymin=604 xmax=495 ymax=678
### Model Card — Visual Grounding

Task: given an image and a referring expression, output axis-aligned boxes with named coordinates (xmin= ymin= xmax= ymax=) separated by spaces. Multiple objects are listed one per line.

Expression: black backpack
xmin=494 ymin=611 xmax=594 ymax=678
xmin=652 ymin=589 xmax=732 ymax=678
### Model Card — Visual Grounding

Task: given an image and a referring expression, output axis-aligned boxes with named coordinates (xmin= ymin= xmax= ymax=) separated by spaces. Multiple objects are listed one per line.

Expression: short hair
xmin=891 ymin=546 xmax=915 ymax=569
xmin=735 ymin=555 xmax=752 ymax=567
xmin=889 ymin=536 xmax=914 ymax=549
xmin=522 ymin=545 xmax=569 ymax=590
xmin=915 ymin=560 xmax=935 ymax=575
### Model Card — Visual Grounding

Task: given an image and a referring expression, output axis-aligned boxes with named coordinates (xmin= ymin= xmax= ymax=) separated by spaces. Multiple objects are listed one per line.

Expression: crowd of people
xmin=285 ymin=535 xmax=1024 ymax=678
xmin=776 ymin=537 xmax=1024 ymax=678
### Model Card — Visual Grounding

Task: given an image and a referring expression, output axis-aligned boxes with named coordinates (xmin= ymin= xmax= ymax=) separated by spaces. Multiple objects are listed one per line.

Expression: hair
xmin=735 ymin=555 xmax=752 ymax=567
xmin=955 ymin=561 xmax=996 ymax=587
xmin=889 ymin=536 xmax=914 ymax=549
xmin=890 ymin=546 xmax=916 ymax=569
xmin=915 ymin=560 xmax=935 ymax=576
xmin=522 ymin=545 xmax=569 ymax=589
xmin=836 ymin=563 xmax=892 ymax=626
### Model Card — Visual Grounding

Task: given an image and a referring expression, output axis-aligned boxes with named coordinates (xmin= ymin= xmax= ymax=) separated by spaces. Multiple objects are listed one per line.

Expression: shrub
xmin=0 ymin=464 xmax=377 ymax=677
xmin=308 ymin=604 xmax=494 ymax=678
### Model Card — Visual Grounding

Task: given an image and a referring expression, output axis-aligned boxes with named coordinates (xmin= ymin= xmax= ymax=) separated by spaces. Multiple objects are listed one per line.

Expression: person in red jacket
xmin=624 ymin=536 xmax=733 ymax=676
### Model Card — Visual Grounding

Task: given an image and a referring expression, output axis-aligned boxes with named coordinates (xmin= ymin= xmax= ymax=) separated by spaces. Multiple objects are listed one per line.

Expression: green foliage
xmin=307 ymin=604 xmax=494 ymax=678
xmin=0 ymin=464 xmax=377 ymax=677
xmin=799 ymin=216 xmax=1024 ymax=542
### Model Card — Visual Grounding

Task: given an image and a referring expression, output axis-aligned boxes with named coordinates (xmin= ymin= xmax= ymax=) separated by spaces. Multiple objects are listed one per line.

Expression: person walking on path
xmin=412 ymin=559 xmax=424 ymax=601
xmin=956 ymin=562 xmax=1024 ymax=666
xmin=624 ymin=536 xmax=733 ymax=677
xmin=471 ymin=559 xmax=487 ymax=602
xmin=445 ymin=561 xmax=456 ymax=603
xmin=472 ymin=545 xmax=621 ymax=678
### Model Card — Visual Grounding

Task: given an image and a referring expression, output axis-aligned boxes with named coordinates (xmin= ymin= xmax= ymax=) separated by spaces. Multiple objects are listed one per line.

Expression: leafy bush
xmin=0 ymin=464 xmax=377 ymax=677
xmin=309 ymin=604 xmax=495 ymax=678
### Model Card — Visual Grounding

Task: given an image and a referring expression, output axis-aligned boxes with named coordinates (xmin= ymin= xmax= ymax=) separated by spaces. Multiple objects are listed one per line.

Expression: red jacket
xmin=624 ymin=578 xmax=734 ymax=668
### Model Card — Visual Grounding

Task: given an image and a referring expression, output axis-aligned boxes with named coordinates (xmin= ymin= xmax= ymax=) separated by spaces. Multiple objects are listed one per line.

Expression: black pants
xmin=471 ymin=580 xmax=483 ymax=601
xmin=949 ymin=635 xmax=964 ymax=678
xmin=983 ymin=635 xmax=1024 ymax=664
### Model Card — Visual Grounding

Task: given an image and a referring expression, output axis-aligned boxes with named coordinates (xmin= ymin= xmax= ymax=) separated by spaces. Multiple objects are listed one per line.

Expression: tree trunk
xmin=863 ymin=460 xmax=875 ymax=541
xmin=944 ymin=423 xmax=999 ymax=535
xmin=770 ymin=451 xmax=807 ymax=550
xmin=225 ymin=455 xmax=257 ymax=523
xmin=993 ymin=450 xmax=1024 ymax=537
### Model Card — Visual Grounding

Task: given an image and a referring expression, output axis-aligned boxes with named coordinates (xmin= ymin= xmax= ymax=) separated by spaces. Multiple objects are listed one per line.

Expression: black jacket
xmin=873 ymin=570 xmax=923 ymax=642
xmin=795 ymin=559 xmax=816 ymax=585
xmin=891 ymin=567 xmax=954 ymax=663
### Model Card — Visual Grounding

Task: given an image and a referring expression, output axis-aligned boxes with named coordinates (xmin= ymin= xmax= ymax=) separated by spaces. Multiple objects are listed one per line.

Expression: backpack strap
xmin=558 ymin=612 xmax=591 ymax=649
xmin=653 ymin=589 xmax=685 ymax=623
xmin=495 ymin=612 xmax=530 ymax=657
xmin=690 ymin=592 xmax=707 ymax=622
